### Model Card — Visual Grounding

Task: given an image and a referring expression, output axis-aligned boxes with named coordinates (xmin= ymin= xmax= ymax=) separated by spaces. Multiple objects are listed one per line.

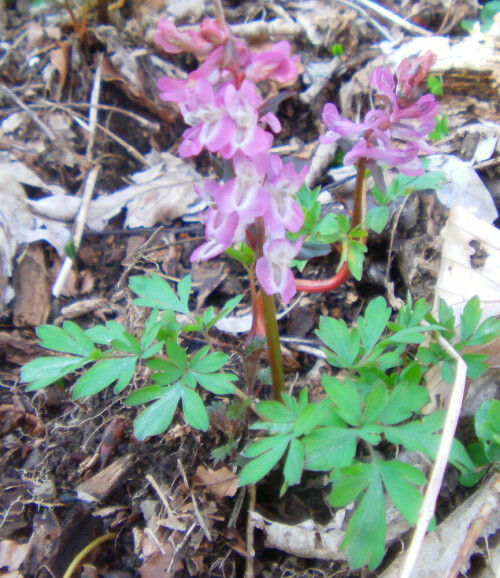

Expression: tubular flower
xmin=156 ymin=16 xmax=306 ymax=301
xmin=190 ymin=208 xmax=239 ymax=262
xmin=320 ymin=55 xmax=439 ymax=191
xmin=256 ymin=237 xmax=303 ymax=304
xmin=154 ymin=17 xmax=230 ymax=56
xmin=264 ymin=155 xmax=307 ymax=233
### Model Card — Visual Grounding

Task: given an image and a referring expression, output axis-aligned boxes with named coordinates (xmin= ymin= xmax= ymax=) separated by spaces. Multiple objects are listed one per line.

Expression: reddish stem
xmin=294 ymin=160 xmax=367 ymax=295
xmin=294 ymin=262 xmax=350 ymax=293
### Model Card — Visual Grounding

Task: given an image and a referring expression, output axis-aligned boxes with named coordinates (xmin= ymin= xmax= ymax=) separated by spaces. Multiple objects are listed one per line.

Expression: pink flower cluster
xmin=321 ymin=51 xmax=439 ymax=191
xmin=155 ymin=16 xmax=305 ymax=303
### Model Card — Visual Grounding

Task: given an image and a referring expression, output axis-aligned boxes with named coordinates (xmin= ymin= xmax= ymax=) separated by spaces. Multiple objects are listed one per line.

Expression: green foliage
xmin=462 ymin=1 xmax=500 ymax=32
xmin=372 ymin=162 xmax=447 ymax=210
xmin=460 ymin=399 xmax=500 ymax=486
xmin=331 ymin=43 xmax=344 ymax=57
xmin=429 ymin=114 xmax=449 ymax=141
xmin=240 ymin=295 xmax=499 ymax=570
xmin=418 ymin=296 xmax=500 ymax=383
xmin=21 ymin=276 xmax=240 ymax=441
xmin=427 ymin=75 xmax=444 ymax=96
xmin=21 ymin=263 xmax=500 ymax=574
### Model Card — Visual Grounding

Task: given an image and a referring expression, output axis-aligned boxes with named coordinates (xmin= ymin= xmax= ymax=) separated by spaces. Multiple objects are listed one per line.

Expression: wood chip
xmin=75 ymin=454 xmax=135 ymax=502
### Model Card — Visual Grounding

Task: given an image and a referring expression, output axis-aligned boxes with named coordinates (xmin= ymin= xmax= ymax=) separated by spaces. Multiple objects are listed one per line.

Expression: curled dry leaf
xmin=192 ymin=466 xmax=238 ymax=500
xmin=434 ymin=205 xmax=500 ymax=324
xmin=0 ymin=539 xmax=29 ymax=574
xmin=0 ymin=164 xmax=71 ymax=307
xmin=428 ymin=154 xmax=498 ymax=224
xmin=425 ymin=205 xmax=500 ymax=412
xmin=251 ymin=498 xmax=409 ymax=561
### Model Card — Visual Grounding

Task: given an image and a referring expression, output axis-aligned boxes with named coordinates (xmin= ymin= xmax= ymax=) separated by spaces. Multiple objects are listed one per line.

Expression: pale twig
xmin=37 ymin=101 xmax=160 ymax=131
xmin=230 ymin=19 xmax=302 ymax=40
xmin=167 ymin=521 xmax=196 ymax=575
xmin=228 ymin=487 xmax=246 ymax=529
xmin=353 ymin=0 xmax=432 ymax=36
xmin=177 ymin=459 xmax=212 ymax=541
xmin=146 ymin=473 xmax=175 ymax=518
xmin=0 ymin=83 xmax=55 ymax=141
xmin=244 ymin=485 xmax=256 ymax=578
xmin=52 ymin=166 xmax=100 ymax=297
xmin=40 ymin=100 xmax=150 ymax=166
xmin=401 ymin=331 xmax=467 ymax=578
xmin=335 ymin=0 xmax=394 ymax=41
xmin=71 ymin=112 xmax=149 ymax=166
xmin=86 ymin=53 xmax=103 ymax=161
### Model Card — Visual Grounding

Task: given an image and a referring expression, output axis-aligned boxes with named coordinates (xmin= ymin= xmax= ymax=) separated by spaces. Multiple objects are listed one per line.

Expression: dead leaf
xmin=433 ymin=205 xmax=500 ymax=325
xmin=139 ymin=545 xmax=183 ymax=578
xmin=49 ymin=42 xmax=71 ymax=100
xmin=428 ymin=154 xmax=498 ymax=223
xmin=86 ymin=150 xmax=202 ymax=230
xmin=251 ymin=495 xmax=410 ymax=561
xmin=13 ymin=243 xmax=51 ymax=327
xmin=379 ymin=474 xmax=500 ymax=578
xmin=0 ymin=540 xmax=29 ymax=574
xmin=192 ymin=466 xmax=238 ymax=500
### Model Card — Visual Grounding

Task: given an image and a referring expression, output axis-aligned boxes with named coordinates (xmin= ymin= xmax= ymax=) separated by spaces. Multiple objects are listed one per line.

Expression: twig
xmin=244 ymin=485 xmax=256 ymax=578
xmin=447 ymin=473 xmax=500 ymax=578
xmin=52 ymin=165 xmax=100 ymax=297
xmin=39 ymin=100 xmax=150 ymax=166
xmin=146 ymin=473 xmax=175 ymax=518
xmin=167 ymin=521 xmax=196 ymax=575
xmin=37 ymin=101 xmax=160 ymax=131
xmin=177 ymin=459 xmax=212 ymax=542
xmin=86 ymin=53 xmax=103 ymax=161
xmin=0 ymin=83 xmax=56 ymax=141
xmin=353 ymin=0 xmax=432 ymax=36
xmin=228 ymin=487 xmax=246 ymax=529
xmin=70 ymin=110 xmax=149 ymax=166
xmin=305 ymin=142 xmax=339 ymax=189
xmin=230 ymin=18 xmax=302 ymax=40
xmin=401 ymin=331 xmax=468 ymax=578
xmin=335 ymin=0 xmax=394 ymax=41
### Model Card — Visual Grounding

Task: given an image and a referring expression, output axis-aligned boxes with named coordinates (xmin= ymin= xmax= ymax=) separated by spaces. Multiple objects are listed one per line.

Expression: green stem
xmin=260 ymin=289 xmax=285 ymax=401
xmin=352 ymin=158 xmax=367 ymax=229
xmin=254 ymin=217 xmax=285 ymax=402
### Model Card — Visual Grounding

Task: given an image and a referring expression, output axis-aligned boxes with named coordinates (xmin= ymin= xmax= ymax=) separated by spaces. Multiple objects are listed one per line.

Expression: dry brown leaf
xmin=139 ymin=543 xmax=183 ymax=578
xmin=192 ymin=466 xmax=238 ymax=500
xmin=49 ymin=42 xmax=71 ymax=100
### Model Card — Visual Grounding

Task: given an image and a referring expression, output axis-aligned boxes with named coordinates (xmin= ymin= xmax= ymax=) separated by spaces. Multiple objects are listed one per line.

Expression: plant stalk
xmin=260 ymin=288 xmax=285 ymax=401
xmin=352 ymin=158 xmax=367 ymax=229
xmin=254 ymin=217 xmax=285 ymax=401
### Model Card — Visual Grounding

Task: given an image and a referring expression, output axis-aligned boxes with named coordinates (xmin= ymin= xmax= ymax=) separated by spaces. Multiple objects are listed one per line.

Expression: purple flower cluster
xmin=321 ymin=51 xmax=439 ymax=191
xmin=155 ymin=16 xmax=306 ymax=303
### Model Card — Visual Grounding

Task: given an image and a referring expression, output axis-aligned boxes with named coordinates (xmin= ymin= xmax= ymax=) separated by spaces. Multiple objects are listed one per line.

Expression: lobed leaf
xmin=133 ymin=384 xmax=182 ymax=440
xmin=181 ymin=386 xmax=208 ymax=431
xmin=342 ymin=471 xmax=386 ymax=571
xmin=129 ymin=274 xmax=189 ymax=314
xmin=304 ymin=427 xmax=357 ymax=472
xmin=22 ymin=356 xmax=88 ymax=391
xmin=72 ymin=357 xmax=137 ymax=398
xmin=36 ymin=323 xmax=95 ymax=356
xmin=239 ymin=436 xmax=291 ymax=486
